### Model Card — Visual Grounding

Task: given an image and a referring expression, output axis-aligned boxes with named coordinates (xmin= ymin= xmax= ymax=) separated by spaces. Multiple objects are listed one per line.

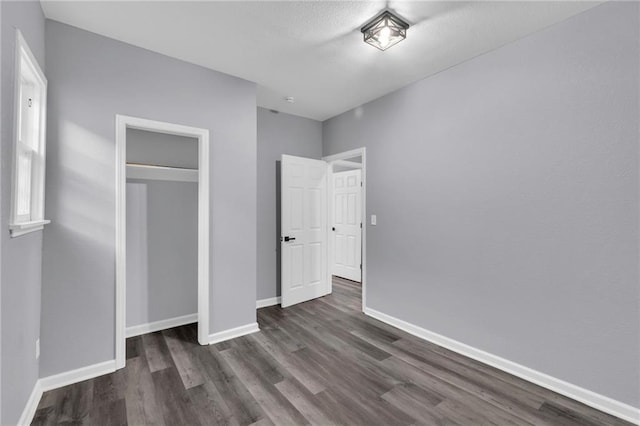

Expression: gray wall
xmin=41 ymin=20 xmax=257 ymax=377
xmin=126 ymin=180 xmax=198 ymax=327
xmin=127 ymin=128 xmax=198 ymax=169
xmin=0 ymin=1 xmax=45 ymax=424
xmin=257 ymin=108 xmax=322 ymax=300
xmin=323 ymin=2 xmax=639 ymax=407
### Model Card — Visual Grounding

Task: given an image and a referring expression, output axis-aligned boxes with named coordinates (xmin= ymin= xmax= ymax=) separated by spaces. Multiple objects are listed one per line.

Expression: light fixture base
xmin=361 ymin=10 xmax=409 ymax=51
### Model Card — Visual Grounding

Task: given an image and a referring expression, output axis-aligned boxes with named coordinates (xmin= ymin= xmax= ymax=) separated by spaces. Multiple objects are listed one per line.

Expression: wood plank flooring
xmin=33 ymin=276 xmax=631 ymax=425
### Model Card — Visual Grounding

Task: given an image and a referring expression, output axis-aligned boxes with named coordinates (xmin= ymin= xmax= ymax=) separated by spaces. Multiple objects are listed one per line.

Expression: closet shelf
xmin=126 ymin=163 xmax=198 ymax=183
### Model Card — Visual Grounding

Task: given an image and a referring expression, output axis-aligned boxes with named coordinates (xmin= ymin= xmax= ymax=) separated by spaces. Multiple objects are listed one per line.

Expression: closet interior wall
xmin=125 ymin=128 xmax=199 ymax=334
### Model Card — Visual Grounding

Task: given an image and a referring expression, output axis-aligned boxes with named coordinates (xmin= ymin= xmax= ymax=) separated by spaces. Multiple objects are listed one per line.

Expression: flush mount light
xmin=361 ymin=10 xmax=409 ymax=51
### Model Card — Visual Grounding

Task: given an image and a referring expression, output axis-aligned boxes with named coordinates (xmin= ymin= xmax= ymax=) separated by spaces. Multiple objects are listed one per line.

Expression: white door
xmin=281 ymin=155 xmax=328 ymax=307
xmin=331 ymin=170 xmax=362 ymax=282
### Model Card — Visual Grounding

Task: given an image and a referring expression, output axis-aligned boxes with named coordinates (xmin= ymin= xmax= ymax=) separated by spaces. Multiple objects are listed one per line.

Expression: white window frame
xmin=10 ymin=30 xmax=50 ymax=237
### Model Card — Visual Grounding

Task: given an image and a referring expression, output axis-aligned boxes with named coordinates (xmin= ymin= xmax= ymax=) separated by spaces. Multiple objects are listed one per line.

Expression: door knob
xmin=283 ymin=236 xmax=296 ymax=242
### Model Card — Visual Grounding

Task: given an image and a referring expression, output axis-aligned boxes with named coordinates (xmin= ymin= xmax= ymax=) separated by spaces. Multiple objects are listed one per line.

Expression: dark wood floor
xmin=33 ymin=276 xmax=630 ymax=425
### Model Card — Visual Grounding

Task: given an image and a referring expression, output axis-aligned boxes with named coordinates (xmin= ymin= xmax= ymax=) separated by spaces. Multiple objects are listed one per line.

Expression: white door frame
xmin=323 ymin=147 xmax=367 ymax=312
xmin=115 ymin=115 xmax=210 ymax=369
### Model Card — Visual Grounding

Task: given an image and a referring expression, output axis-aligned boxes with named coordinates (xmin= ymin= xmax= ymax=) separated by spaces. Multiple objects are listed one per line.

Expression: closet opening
xmin=115 ymin=115 xmax=210 ymax=370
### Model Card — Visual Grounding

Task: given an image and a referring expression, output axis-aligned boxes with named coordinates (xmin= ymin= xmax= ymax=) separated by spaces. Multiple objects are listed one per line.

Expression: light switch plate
xmin=36 ymin=338 xmax=40 ymax=359
xmin=371 ymin=215 xmax=377 ymax=225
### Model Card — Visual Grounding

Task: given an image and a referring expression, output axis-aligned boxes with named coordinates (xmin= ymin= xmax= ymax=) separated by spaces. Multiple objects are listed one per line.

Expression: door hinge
xmin=360 ymin=264 xmax=362 ymax=270
xmin=360 ymin=223 xmax=362 ymax=228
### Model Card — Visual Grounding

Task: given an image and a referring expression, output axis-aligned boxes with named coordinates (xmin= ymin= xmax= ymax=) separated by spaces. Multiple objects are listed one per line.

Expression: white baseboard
xmin=208 ymin=322 xmax=260 ymax=344
xmin=39 ymin=360 xmax=116 ymax=392
xmin=364 ymin=307 xmax=640 ymax=425
xmin=17 ymin=320 xmax=258 ymax=424
xmin=18 ymin=360 xmax=116 ymax=425
xmin=126 ymin=313 xmax=198 ymax=338
xmin=17 ymin=380 xmax=43 ymax=426
xmin=256 ymin=296 xmax=281 ymax=309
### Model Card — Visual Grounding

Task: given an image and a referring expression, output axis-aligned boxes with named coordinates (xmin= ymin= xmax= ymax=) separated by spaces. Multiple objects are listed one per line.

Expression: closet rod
xmin=126 ymin=163 xmax=198 ymax=183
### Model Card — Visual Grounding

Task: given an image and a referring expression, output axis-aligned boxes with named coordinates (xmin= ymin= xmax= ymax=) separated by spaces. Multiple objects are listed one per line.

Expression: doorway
xmin=329 ymin=165 xmax=362 ymax=283
xmin=115 ymin=115 xmax=210 ymax=370
xmin=325 ymin=149 xmax=366 ymax=311
xmin=279 ymin=148 xmax=367 ymax=311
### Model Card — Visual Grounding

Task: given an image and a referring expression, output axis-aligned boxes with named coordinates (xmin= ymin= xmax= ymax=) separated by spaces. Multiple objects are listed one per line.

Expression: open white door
xmin=281 ymin=155 xmax=328 ymax=308
xmin=331 ymin=170 xmax=362 ymax=282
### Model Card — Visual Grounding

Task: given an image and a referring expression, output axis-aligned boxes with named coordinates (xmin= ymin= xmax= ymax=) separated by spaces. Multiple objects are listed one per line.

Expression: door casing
xmin=115 ymin=115 xmax=210 ymax=369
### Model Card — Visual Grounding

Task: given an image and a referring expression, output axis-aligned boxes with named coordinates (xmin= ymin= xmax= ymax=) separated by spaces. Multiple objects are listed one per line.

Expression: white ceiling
xmin=40 ymin=1 xmax=602 ymax=121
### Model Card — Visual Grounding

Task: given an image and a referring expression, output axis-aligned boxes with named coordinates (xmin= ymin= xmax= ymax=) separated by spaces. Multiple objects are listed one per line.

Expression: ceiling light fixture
xmin=361 ymin=10 xmax=409 ymax=51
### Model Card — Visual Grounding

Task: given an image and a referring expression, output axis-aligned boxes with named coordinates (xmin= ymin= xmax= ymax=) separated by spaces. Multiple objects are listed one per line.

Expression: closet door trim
xmin=115 ymin=115 xmax=210 ymax=370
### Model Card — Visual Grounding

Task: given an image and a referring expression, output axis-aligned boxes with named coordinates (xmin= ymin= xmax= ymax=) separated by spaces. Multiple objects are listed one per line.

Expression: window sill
xmin=10 ymin=220 xmax=51 ymax=238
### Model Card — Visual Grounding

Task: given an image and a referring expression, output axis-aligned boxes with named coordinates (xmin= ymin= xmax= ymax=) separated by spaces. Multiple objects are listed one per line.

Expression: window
xmin=10 ymin=30 xmax=49 ymax=237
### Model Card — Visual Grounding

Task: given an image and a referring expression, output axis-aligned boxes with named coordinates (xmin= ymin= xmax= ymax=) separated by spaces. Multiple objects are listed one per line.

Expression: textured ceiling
xmin=40 ymin=1 xmax=603 ymax=121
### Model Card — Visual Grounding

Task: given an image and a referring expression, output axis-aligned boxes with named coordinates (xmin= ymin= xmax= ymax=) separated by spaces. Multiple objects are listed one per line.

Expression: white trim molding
xmin=9 ymin=219 xmax=50 ymax=237
xmin=17 ymin=381 xmax=42 ymax=426
xmin=18 ymin=361 xmax=117 ymax=425
xmin=115 ymin=115 xmax=210 ymax=370
xmin=208 ymin=323 xmax=260 ymax=345
xmin=364 ymin=307 xmax=640 ymax=425
xmin=125 ymin=313 xmax=198 ymax=338
xmin=39 ymin=360 xmax=116 ymax=392
xmin=256 ymin=297 xmax=281 ymax=309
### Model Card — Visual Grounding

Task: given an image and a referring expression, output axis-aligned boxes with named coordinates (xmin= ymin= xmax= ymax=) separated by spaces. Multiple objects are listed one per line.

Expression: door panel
xmin=281 ymin=155 xmax=328 ymax=307
xmin=332 ymin=169 xmax=361 ymax=282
